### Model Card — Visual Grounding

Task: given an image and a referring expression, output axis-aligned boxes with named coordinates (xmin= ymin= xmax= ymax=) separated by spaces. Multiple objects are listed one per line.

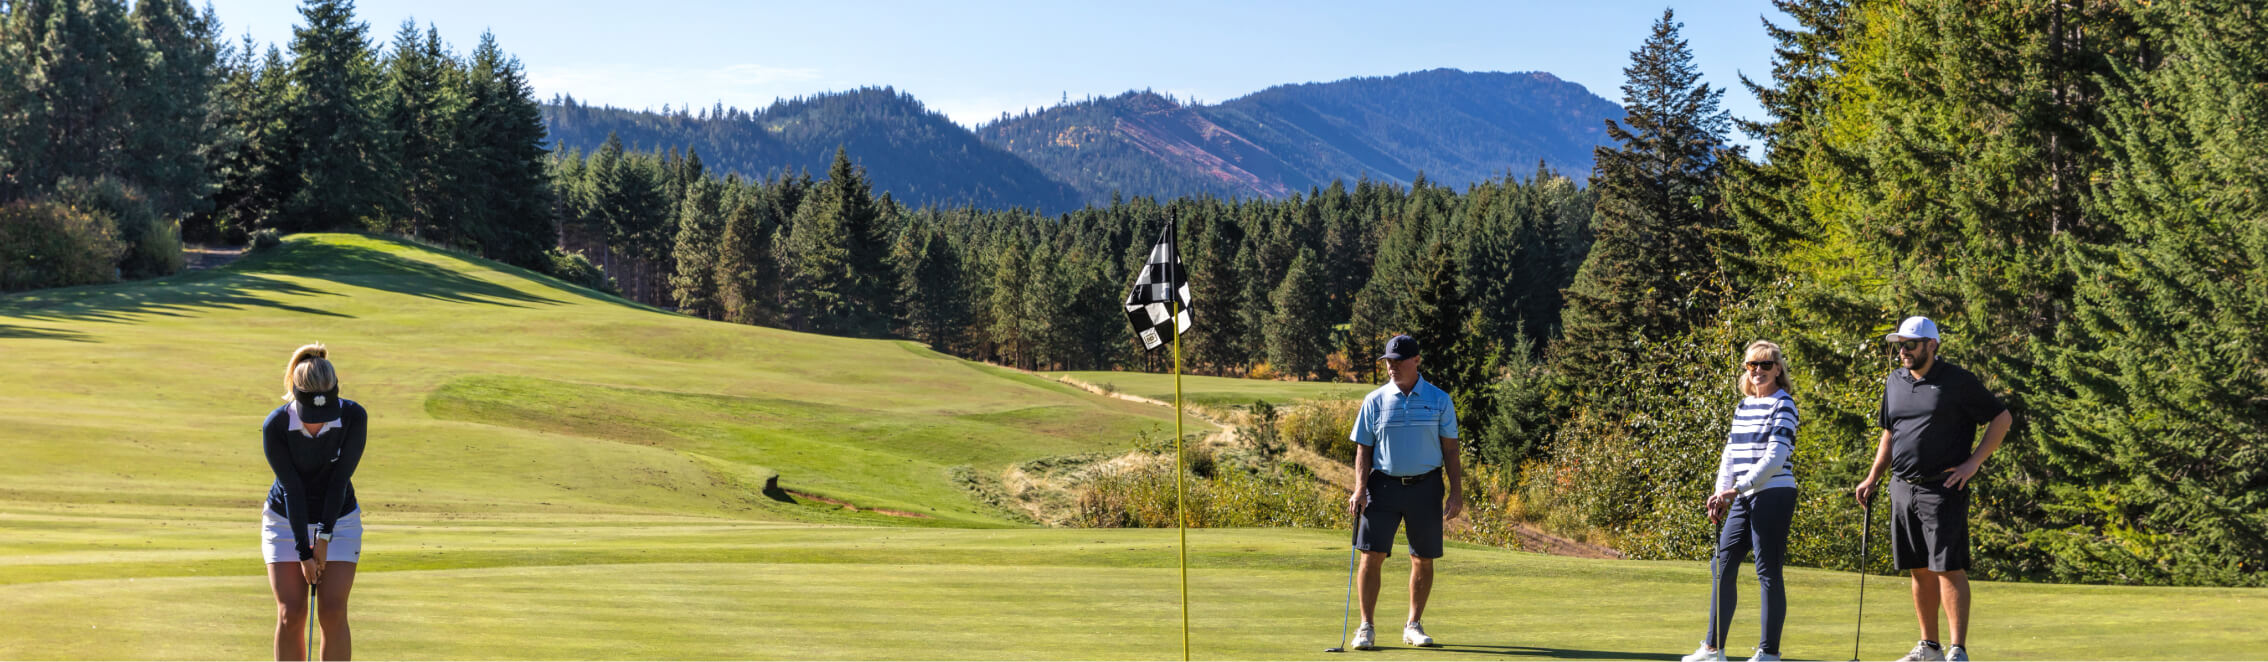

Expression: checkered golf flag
xmin=1124 ymin=219 xmax=1192 ymax=351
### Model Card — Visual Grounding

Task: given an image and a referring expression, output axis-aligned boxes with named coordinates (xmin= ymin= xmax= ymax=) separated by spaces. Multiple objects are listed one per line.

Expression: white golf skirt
xmin=260 ymin=505 xmax=363 ymax=564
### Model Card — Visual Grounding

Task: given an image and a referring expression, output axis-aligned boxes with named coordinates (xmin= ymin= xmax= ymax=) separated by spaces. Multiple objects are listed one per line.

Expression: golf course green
xmin=3 ymin=234 xmax=2261 ymax=659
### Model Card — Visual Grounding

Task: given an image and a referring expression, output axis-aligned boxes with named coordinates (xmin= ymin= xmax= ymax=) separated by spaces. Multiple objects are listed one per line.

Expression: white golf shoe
xmin=1896 ymin=641 xmax=1947 ymax=662
xmin=1947 ymin=645 xmax=1971 ymax=661
xmin=1402 ymin=621 xmax=1437 ymax=647
xmin=1350 ymin=622 xmax=1377 ymax=651
xmin=1680 ymin=644 xmax=1727 ymax=662
xmin=1748 ymin=653 xmax=1781 ymax=662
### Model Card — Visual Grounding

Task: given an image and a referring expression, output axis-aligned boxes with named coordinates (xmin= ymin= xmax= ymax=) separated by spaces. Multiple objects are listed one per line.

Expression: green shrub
xmin=1073 ymin=458 xmax=1339 ymax=529
xmin=0 ymin=201 xmax=124 ymax=292
xmin=249 ymin=229 xmax=282 ymax=252
xmin=50 ymin=177 xmax=181 ymax=278
xmin=1277 ymin=399 xmax=1361 ymax=462
xmin=545 ymin=249 xmax=617 ymax=294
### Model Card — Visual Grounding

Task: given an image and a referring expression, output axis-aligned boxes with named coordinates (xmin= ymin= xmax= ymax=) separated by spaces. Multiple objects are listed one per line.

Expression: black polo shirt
xmin=1878 ymin=359 xmax=2006 ymax=482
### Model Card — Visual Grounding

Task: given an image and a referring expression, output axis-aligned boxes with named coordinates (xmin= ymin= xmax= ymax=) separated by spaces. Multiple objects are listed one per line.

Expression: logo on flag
xmin=1124 ymin=219 xmax=1192 ymax=351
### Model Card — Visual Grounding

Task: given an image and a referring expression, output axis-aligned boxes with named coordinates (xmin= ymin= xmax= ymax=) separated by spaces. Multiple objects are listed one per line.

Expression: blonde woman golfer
xmin=262 ymin=344 xmax=366 ymax=660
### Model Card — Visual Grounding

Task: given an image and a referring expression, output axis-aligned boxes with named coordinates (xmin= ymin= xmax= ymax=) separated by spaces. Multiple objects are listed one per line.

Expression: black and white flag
xmin=1123 ymin=219 xmax=1192 ymax=351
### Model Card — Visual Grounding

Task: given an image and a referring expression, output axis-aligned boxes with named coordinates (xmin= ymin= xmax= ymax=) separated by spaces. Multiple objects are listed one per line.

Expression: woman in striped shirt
xmin=1684 ymin=340 xmax=1800 ymax=662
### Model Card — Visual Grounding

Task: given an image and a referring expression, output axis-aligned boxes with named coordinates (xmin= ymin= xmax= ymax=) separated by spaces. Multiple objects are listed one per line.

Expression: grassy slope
xmin=2 ymin=234 xmax=2263 ymax=659
xmin=1047 ymin=370 xmax=1372 ymax=408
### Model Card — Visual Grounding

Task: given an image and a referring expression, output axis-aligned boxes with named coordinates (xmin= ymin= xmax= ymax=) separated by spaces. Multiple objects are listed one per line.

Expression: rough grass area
xmin=1048 ymin=370 xmax=1373 ymax=408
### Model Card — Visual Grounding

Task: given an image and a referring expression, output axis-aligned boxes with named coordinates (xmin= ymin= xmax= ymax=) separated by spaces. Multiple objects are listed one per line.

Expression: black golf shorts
xmin=1356 ymin=470 xmax=1444 ymax=559
xmin=1890 ymin=476 xmax=1970 ymax=572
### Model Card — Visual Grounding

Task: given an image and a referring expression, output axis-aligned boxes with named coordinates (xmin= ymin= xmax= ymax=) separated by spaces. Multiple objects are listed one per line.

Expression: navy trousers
xmin=1706 ymin=487 xmax=1797 ymax=654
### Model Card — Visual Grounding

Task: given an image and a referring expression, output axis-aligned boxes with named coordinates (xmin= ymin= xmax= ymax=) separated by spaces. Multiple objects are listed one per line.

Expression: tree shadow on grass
xmin=1371 ymin=644 xmax=1681 ymax=660
xmin=0 ymin=271 xmax=351 ymax=324
xmin=244 ymin=238 xmax=563 ymax=308
xmin=0 ymin=323 xmax=94 ymax=342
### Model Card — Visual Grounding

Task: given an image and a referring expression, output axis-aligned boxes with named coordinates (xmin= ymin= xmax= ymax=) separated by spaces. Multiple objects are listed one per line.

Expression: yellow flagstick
xmin=1169 ymin=220 xmax=1190 ymax=662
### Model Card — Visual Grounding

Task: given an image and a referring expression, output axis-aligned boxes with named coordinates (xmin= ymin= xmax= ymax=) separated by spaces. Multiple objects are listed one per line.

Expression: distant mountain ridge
xmin=979 ymin=69 xmax=1624 ymax=203
xmin=542 ymin=88 xmax=1084 ymax=213
xmin=541 ymin=69 xmax=1622 ymax=211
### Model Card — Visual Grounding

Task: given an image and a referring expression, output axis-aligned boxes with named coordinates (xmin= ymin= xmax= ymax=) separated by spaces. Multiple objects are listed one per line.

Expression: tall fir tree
xmin=2044 ymin=0 xmax=2268 ymax=586
xmin=893 ymin=219 xmax=967 ymax=352
xmin=714 ymin=182 xmax=777 ymax=325
xmin=459 ymin=30 xmax=556 ymax=268
xmin=1556 ymin=8 xmax=1734 ymax=384
xmin=781 ymin=147 xmax=887 ymax=336
xmin=1265 ymin=247 xmax=1333 ymax=380
xmin=122 ymin=0 xmax=221 ymax=219
xmin=279 ymin=0 xmax=395 ymax=231
xmin=383 ymin=21 xmax=459 ymax=244
xmin=0 ymin=0 xmax=139 ymax=199
xmin=669 ymin=176 xmax=726 ymax=318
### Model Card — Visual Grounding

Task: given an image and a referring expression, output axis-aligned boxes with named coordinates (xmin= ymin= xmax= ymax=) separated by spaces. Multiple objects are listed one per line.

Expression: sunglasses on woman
xmin=1745 ymin=360 xmax=1777 ymax=370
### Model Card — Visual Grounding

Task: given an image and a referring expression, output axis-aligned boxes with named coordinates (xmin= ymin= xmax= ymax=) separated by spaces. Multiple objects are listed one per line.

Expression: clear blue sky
xmin=203 ymin=1 xmax=1790 ymax=147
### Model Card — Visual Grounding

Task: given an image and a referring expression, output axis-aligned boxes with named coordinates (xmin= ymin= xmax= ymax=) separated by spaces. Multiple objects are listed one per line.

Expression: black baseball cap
xmin=1380 ymin=335 xmax=1420 ymax=361
xmin=294 ymin=387 xmax=343 ymax=424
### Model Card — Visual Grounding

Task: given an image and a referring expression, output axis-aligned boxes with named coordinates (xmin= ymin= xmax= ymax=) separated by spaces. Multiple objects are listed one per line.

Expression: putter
xmin=1851 ymin=493 xmax=1876 ymax=662
xmin=1707 ymin=504 xmax=1724 ymax=656
xmin=305 ymin=579 xmax=317 ymax=661
xmin=1326 ymin=511 xmax=1359 ymax=652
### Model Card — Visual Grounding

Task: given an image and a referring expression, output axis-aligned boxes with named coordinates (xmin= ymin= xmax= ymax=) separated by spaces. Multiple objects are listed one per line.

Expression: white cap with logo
xmin=1886 ymin=316 xmax=1940 ymax=342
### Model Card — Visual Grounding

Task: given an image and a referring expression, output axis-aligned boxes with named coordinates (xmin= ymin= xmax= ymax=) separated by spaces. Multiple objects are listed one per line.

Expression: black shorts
xmin=1891 ymin=476 xmax=1970 ymax=572
xmin=1356 ymin=470 xmax=1444 ymax=559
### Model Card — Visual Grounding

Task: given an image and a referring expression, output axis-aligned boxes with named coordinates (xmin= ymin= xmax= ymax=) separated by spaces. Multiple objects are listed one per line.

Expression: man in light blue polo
xmin=1345 ymin=334 xmax=1464 ymax=650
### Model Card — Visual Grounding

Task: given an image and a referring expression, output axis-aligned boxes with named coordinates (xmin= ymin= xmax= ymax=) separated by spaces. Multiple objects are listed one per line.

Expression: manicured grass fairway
xmin=1047 ymin=370 xmax=1372 ymax=408
xmin=3 ymin=235 xmax=2263 ymax=659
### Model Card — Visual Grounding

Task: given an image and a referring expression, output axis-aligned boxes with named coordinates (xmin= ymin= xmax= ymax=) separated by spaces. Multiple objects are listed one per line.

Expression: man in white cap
xmin=1854 ymin=317 xmax=2013 ymax=662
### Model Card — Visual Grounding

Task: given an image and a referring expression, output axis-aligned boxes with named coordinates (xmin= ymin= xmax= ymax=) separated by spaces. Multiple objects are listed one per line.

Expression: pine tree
xmin=279 ymin=0 xmax=394 ymax=230
xmin=669 ymin=177 xmax=725 ymax=318
xmin=1556 ymin=8 xmax=1733 ymax=383
xmin=714 ymin=183 xmax=776 ymax=325
xmin=0 ymin=0 xmax=139 ymax=199
xmin=383 ymin=21 xmax=458 ymax=244
xmin=195 ymin=40 xmax=292 ymax=242
xmin=985 ymin=230 xmax=1031 ymax=368
xmin=893 ymin=220 xmax=967 ymax=351
xmin=1231 ymin=242 xmax=1268 ymax=374
xmin=460 ymin=30 xmax=556 ymax=268
xmin=2044 ymin=0 xmax=2268 ymax=586
xmin=1265 ymin=247 xmax=1332 ymax=380
xmin=122 ymin=0 xmax=221 ymax=218
xmin=781 ymin=147 xmax=886 ymax=335
xmin=1411 ymin=242 xmax=1476 ymax=394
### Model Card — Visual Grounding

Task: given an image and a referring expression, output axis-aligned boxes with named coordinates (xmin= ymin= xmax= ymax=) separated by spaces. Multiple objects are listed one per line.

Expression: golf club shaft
xmin=1335 ymin=509 xmax=1358 ymax=650
xmin=306 ymin=580 xmax=317 ymax=661
xmin=1853 ymin=499 xmax=1873 ymax=661
xmin=1708 ymin=509 xmax=1723 ymax=651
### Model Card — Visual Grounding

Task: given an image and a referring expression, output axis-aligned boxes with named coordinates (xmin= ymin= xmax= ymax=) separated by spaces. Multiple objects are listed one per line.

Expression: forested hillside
xmin=542 ymin=89 xmax=1085 ymax=214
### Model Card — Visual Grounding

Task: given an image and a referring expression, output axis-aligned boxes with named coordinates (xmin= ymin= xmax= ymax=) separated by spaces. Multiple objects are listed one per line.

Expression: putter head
xmin=1325 ymin=647 xmax=1346 ymax=653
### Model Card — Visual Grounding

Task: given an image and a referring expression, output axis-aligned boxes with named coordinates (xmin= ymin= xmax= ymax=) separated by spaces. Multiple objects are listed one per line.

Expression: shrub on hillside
xmin=545 ymin=249 xmax=618 ymax=294
xmin=1073 ymin=457 xmax=1338 ymax=529
xmin=249 ymin=229 xmax=282 ymax=252
xmin=1277 ymin=399 xmax=1361 ymax=463
xmin=50 ymin=177 xmax=182 ymax=278
xmin=0 ymin=201 xmax=124 ymax=292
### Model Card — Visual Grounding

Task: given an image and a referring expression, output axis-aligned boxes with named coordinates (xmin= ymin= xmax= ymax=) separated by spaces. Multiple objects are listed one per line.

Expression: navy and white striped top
xmin=1714 ymin=389 xmax=1798 ymax=495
